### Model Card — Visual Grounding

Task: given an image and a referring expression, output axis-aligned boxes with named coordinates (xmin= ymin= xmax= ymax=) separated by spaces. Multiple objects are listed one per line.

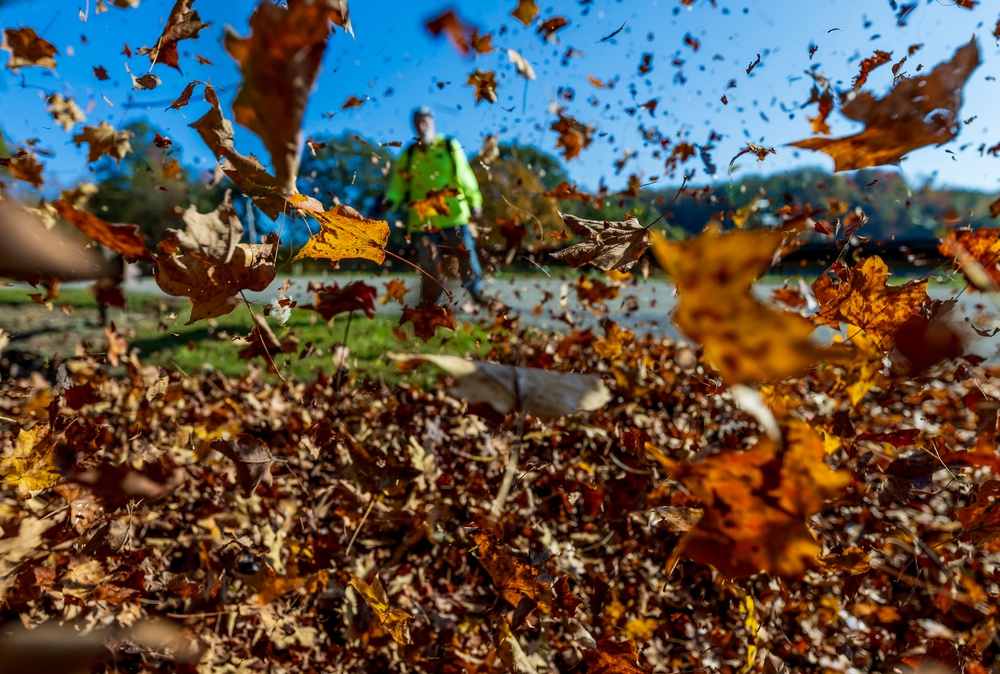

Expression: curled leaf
xmin=210 ymin=434 xmax=273 ymax=495
xmin=550 ymin=212 xmax=649 ymax=273
xmin=348 ymin=574 xmax=412 ymax=645
xmin=393 ymin=353 xmax=611 ymax=421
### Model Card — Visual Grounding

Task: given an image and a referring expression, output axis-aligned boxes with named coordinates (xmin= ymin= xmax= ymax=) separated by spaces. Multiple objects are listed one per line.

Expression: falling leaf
xmin=154 ymin=234 xmax=278 ymax=324
xmin=224 ymin=0 xmax=350 ymax=196
xmin=190 ymin=87 xmax=286 ymax=218
xmin=210 ymin=434 xmax=274 ymax=495
xmin=382 ymin=279 xmax=408 ymax=305
xmin=852 ymin=49 xmax=892 ymax=90
xmin=0 ymin=426 xmax=59 ymax=496
xmin=398 ymin=305 xmax=456 ymax=342
xmin=549 ymin=212 xmax=649 ymax=273
xmin=651 ymin=423 xmax=850 ymax=578
xmin=348 ymin=574 xmax=413 ymax=645
xmin=302 ymin=281 xmax=377 ymax=320
xmin=393 ymin=353 xmax=611 ymax=420
xmin=125 ymin=63 xmax=161 ymax=90
xmin=510 ymin=0 xmax=538 ymax=26
xmin=728 ymin=142 xmax=776 ymax=174
xmin=425 ymin=9 xmax=477 ymax=56
xmin=956 ymin=481 xmax=1000 ymax=549
xmin=507 ymin=49 xmax=536 ymax=80
xmin=2 ymin=27 xmax=57 ymax=69
xmin=46 ymin=95 xmax=85 ymax=132
xmin=168 ymin=191 xmax=244 ymax=263
xmin=467 ymin=69 xmax=498 ymax=103
xmin=52 ymin=200 xmax=153 ymax=263
xmin=470 ymin=30 xmax=493 ymax=55
xmin=72 ymin=122 xmax=133 ymax=164
xmin=812 ymin=256 xmax=929 ymax=351
xmin=237 ymin=314 xmax=298 ymax=366
xmin=291 ymin=199 xmax=389 ymax=266
xmin=550 ymin=109 xmax=594 ymax=160
xmin=136 ymin=0 xmax=209 ymax=71
xmin=790 ymin=39 xmax=980 ymax=171
xmin=652 ymin=228 xmax=831 ymax=384
xmin=938 ymin=227 xmax=1000 ymax=290
xmin=410 ymin=187 xmax=459 ymax=219
xmin=537 ymin=16 xmax=569 ymax=43
xmin=5 ymin=150 xmax=45 ymax=188
xmin=467 ymin=528 xmax=552 ymax=612
xmin=93 ymin=65 xmax=109 ymax=80
xmin=650 ymin=506 xmax=703 ymax=533
xmin=167 ymin=81 xmax=200 ymax=110
xmin=341 ymin=94 xmax=365 ymax=109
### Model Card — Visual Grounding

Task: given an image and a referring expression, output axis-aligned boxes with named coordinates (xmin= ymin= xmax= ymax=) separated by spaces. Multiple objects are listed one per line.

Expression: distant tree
xmin=472 ymin=142 xmax=565 ymax=250
xmin=89 ymin=119 xmax=225 ymax=241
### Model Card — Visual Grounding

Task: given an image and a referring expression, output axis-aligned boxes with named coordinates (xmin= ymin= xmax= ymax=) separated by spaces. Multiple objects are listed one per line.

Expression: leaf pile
xmin=2 ymin=295 xmax=1000 ymax=671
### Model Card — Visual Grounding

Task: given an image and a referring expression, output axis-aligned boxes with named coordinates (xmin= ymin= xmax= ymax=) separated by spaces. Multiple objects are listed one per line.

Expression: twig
xmin=334 ymin=310 xmax=354 ymax=389
xmin=346 ymin=494 xmax=379 ymax=556
xmin=646 ymin=171 xmax=694 ymax=230
xmin=240 ymin=291 xmax=284 ymax=382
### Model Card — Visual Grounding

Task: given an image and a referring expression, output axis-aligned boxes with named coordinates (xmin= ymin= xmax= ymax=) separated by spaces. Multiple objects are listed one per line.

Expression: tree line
xmin=6 ymin=120 xmax=997 ymax=270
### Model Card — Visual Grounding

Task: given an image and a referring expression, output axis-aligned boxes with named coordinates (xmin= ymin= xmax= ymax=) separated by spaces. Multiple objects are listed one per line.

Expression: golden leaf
xmin=651 ymin=228 xmax=828 ymax=384
xmin=348 ymin=573 xmax=412 ymax=645
xmin=1 ymin=426 xmax=60 ymax=496
xmin=812 ymin=257 xmax=929 ymax=351
xmin=291 ymin=198 xmax=390 ymax=265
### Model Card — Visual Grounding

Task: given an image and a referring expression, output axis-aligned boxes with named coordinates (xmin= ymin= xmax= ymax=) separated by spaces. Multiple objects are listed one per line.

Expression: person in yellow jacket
xmin=382 ymin=106 xmax=500 ymax=309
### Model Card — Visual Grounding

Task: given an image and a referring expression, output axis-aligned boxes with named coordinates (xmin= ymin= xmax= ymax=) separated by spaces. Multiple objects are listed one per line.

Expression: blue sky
xmin=2 ymin=0 xmax=999 ymax=196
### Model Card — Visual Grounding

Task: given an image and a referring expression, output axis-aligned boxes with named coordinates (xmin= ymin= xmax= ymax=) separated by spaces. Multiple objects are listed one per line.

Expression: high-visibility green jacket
xmin=384 ymin=134 xmax=483 ymax=231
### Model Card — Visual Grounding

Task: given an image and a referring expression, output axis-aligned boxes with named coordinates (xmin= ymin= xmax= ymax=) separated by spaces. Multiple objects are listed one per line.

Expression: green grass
xmin=133 ymin=307 xmax=494 ymax=386
xmin=0 ymin=286 xmax=495 ymax=387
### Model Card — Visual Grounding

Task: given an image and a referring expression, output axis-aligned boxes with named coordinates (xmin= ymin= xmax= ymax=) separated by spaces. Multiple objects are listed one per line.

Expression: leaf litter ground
xmin=2 ymin=300 xmax=1000 ymax=673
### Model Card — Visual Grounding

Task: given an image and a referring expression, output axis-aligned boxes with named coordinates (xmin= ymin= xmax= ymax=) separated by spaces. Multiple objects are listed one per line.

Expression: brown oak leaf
xmin=136 ymin=0 xmax=209 ymax=71
xmin=398 ymin=305 xmax=455 ymax=342
xmin=790 ymin=38 xmax=980 ymax=171
xmin=210 ymin=434 xmax=273 ymax=495
xmin=550 ymin=109 xmax=594 ymax=160
xmin=550 ymin=212 xmax=649 ymax=273
xmin=2 ymin=26 xmax=57 ymax=69
xmin=302 ymin=281 xmax=377 ymax=320
xmin=190 ymin=87 xmax=286 ymax=218
xmin=224 ymin=0 xmax=350 ymax=195
xmin=154 ymin=234 xmax=277 ymax=324
xmin=72 ymin=122 xmax=133 ymax=165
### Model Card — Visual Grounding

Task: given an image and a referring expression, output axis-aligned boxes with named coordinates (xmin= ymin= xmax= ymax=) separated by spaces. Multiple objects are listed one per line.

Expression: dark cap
xmin=412 ymin=106 xmax=434 ymax=119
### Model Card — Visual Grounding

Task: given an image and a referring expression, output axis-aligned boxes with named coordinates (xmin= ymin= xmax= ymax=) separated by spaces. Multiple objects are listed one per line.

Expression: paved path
xmin=127 ymin=272 xmax=1000 ymax=361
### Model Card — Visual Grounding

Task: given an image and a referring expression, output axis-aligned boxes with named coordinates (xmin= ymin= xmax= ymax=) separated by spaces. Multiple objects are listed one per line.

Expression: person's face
xmin=413 ymin=114 xmax=435 ymax=143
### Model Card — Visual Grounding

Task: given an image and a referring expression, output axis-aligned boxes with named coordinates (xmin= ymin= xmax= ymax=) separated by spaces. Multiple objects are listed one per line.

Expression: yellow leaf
xmin=1 ymin=426 xmax=60 ymax=496
xmin=735 ymin=588 xmax=759 ymax=674
xmin=290 ymin=196 xmax=390 ymax=265
xmin=348 ymin=573 xmax=412 ymax=645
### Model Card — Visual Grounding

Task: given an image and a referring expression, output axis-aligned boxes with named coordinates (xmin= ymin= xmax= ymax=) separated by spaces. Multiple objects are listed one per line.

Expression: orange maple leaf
xmin=651 ymin=423 xmax=850 ymax=578
xmin=812 ymin=256 xmax=929 ymax=351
